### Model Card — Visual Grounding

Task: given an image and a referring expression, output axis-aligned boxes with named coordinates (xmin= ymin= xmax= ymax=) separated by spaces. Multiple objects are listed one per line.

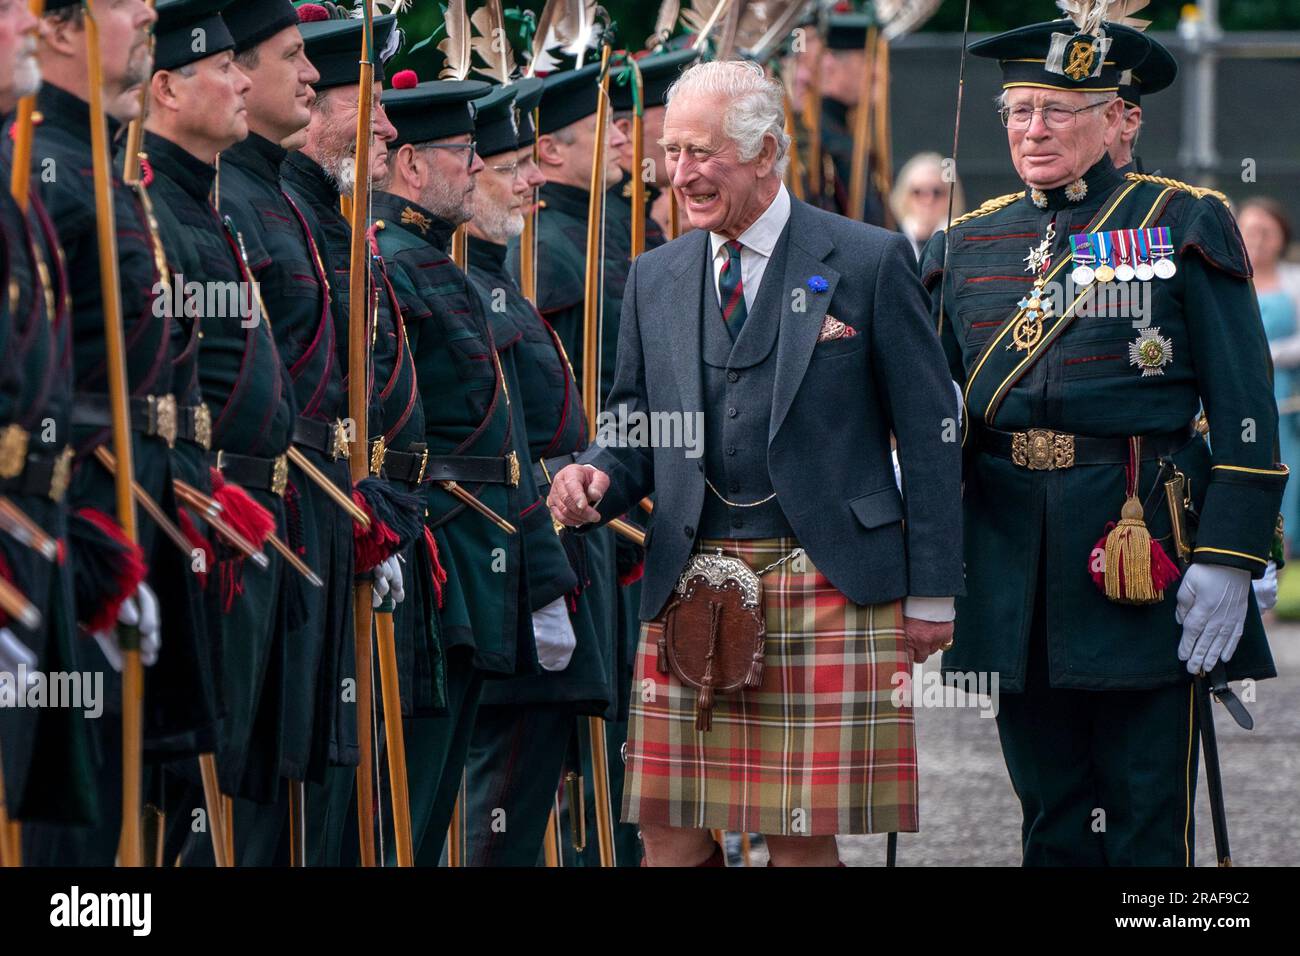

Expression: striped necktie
xmin=717 ymin=239 xmax=747 ymax=338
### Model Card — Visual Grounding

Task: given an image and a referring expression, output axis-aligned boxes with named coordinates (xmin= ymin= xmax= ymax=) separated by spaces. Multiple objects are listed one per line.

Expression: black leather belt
xmin=216 ymin=449 xmax=288 ymax=496
xmin=977 ymin=424 xmax=1195 ymax=470
xmin=424 ymin=452 xmax=519 ymax=487
xmin=176 ymin=403 xmax=212 ymax=451
xmin=384 ymin=445 xmax=428 ymax=484
xmin=72 ymin=393 xmax=178 ymax=447
xmin=292 ymin=416 xmax=349 ymax=460
xmin=0 ymin=445 xmax=75 ymax=502
xmin=534 ymin=451 xmax=578 ymax=489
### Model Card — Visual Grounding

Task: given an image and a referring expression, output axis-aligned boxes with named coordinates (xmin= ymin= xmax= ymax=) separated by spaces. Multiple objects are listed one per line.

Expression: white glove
xmin=531 ymin=597 xmax=577 ymax=672
xmin=371 ymin=554 xmax=406 ymax=609
xmin=1252 ymin=560 xmax=1278 ymax=612
xmin=92 ymin=582 xmax=161 ymax=672
xmin=0 ymin=626 xmax=38 ymax=683
xmin=1175 ymin=564 xmax=1251 ymax=674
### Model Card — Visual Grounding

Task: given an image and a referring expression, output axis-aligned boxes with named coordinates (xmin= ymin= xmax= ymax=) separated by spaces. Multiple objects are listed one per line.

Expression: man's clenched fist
xmin=547 ymin=464 xmax=610 ymax=527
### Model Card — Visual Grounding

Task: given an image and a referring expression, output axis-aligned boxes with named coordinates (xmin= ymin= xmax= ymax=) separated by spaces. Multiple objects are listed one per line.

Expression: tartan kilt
xmin=621 ymin=537 xmax=918 ymax=836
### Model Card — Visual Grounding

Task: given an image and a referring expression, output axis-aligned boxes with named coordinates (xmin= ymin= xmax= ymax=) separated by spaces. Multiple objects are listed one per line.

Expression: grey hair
xmin=548 ymin=125 xmax=578 ymax=146
xmin=665 ymin=59 xmax=790 ymax=177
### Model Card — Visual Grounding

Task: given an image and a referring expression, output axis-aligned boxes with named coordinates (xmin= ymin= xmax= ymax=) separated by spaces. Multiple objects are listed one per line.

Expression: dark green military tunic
xmin=461 ymin=235 xmax=621 ymax=866
xmin=220 ymin=134 xmax=355 ymax=787
xmin=0 ymin=151 xmax=96 ymax=827
xmin=22 ymin=85 xmax=218 ymax=865
xmin=144 ymin=131 xmax=297 ymax=802
xmin=924 ymin=155 xmax=1284 ymax=864
xmin=370 ymin=192 xmax=538 ymax=864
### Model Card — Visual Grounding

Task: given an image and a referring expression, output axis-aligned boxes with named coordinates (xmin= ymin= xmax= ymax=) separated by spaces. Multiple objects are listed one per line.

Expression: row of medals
xmin=1010 ymin=225 xmax=1178 ymax=352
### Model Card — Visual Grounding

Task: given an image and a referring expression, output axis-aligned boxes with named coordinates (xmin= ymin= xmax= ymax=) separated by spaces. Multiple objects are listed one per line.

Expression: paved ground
xmin=746 ymin=619 xmax=1300 ymax=867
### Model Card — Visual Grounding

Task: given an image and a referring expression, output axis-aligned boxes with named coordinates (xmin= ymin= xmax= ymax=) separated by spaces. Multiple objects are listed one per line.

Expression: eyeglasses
xmin=423 ymin=140 xmax=478 ymax=169
xmin=490 ymin=161 xmax=519 ymax=176
xmin=998 ymin=101 xmax=1109 ymax=130
xmin=910 ymin=186 xmax=945 ymax=199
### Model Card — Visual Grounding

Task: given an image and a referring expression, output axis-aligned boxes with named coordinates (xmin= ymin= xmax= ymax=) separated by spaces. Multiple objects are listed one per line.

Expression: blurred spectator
xmin=891 ymin=151 xmax=964 ymax=260
xmin=1240 ymin=197 xmax=1300 ymax=549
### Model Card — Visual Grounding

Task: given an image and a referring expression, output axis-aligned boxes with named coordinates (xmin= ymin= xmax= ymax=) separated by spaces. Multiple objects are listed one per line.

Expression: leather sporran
xmin=656 ymin=550 xmax=766 ymax=731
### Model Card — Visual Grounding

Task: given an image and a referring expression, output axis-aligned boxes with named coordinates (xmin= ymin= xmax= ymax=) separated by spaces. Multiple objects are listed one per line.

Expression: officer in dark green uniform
xmin=140 ymin=0 xmax=301 ymax=859
xmin=370 ymin=73 xmax=541 ymax=866
xmin=1111 ymin=30 xmax=1176 ymax=174
xmin=0 ymin=1 xmax=96 ymax=836
xmin=805 ymin=12 xmax=887 ymax=227
xmin=608 ymin=48 xmax=699 ymax=254
xmin=23 ymin=0 xmax=215 ymax=866
xmin=460 ymin=79 xmax=622 ymax=866
xmin=281 ymin=9 xmax=422 ymax=866
xmin=922 ymin=16 xmax=1285 ymax=866
xmin=513 ymin=63 xmax=643 ymax=867
xmin=202 ymin=0 xmax=349 ymax=865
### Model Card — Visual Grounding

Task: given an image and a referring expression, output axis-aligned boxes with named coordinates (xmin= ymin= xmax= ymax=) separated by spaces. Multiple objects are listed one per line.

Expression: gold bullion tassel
xmin=1092 ymin=437 xmax=1181 ymax=605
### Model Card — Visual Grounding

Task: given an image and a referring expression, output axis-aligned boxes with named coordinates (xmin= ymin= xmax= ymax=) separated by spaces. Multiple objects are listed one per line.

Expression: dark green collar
xmin=144 ymin=131 xmax=216 ymax=203
xmin=372 ymin=191 xmax=457 ymax=251
xmin=467 ymin=235 xmax=508 ymax=276
xmin=38 ymin=83 xmax=122 ymax=142
xmin=283 ymin=151 xmax=339 ymax=207
xmin=539 ymin=182 xmax=590 ymax=220
xmin=1025 ymin=154 xmax=1123 ymax=212
xmin=222 ymin=132 xmax=287 ymax=185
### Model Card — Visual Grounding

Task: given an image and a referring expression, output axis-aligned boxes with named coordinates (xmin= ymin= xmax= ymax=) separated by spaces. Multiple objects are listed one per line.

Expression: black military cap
xmin=384 ymin=74 xmax=490 ymax=148
xmin=610 ymin=47 xmax=700 ymax=113
xmin=537 ymin=62 xmax=603 ymax=136
xmin=513 ymin=77 xmax=545 ymax=149
xmin=297 ymin=8 xmax=399 ymax=90
xmin=1118 ymin=33 xmax=1177 ymax=107
xmin=472 ymin=84 xmax=520 ymax=159
xmin=824 ymin=12 xmax=878 ymax=51
xmin=970 ymin=19 xmax=1151 ymax=94
xmin=40 ymin=1 xmax=81 ymax=10
xmin=224 ymin=0 xmax=300 ymax=54
xmin=154 ymin=0 xmax=235 ymax=72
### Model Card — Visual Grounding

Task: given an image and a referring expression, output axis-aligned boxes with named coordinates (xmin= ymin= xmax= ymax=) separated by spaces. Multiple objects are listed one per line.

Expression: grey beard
xmin=12 ymin=53 xmax=40 ymax=101
xmin=473 ymin=198 xmax=523 ymax=244
xmin=421 ymin=175 xmax=473 ymax=227
xmin=323 ymin=156 xmax=357 ymax=197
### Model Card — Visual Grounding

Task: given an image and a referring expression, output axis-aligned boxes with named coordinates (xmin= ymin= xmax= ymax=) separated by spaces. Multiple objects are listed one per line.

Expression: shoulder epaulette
xmin=948 ymin=192 xmax=1021 ymax=228
xmin=1124 ymin=172 xmax=1229 ymax=203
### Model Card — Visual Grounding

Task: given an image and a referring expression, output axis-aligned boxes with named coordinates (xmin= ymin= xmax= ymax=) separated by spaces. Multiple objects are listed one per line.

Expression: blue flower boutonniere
xmin=807 ymin=275 xmax=829 ymax=293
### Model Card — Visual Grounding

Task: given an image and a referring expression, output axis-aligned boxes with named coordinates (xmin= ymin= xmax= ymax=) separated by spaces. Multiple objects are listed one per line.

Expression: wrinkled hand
xmin=0 ymin=626 xmax=37 ymax=681
xmin=372 ymin=554 xmax=406 ymax=609
xmin=92 ymin=582 xmax=161 ymax=672
xmin=531 ymin=597 xmax=577 ymax=672
xmin=547 ymin=464 xmax=610 ymax=528
xmin=904 ymin=617 xmax=953 ymax=664
xmin=1176 ymin=563 xmax=1250 ymax=674
xmin=1252 ymin=560 xmax=1278 ymax=612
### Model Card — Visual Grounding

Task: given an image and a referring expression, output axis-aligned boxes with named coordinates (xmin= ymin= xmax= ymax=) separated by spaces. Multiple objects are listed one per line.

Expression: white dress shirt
xmin=709 ymin=182 xmax=791 ymax=311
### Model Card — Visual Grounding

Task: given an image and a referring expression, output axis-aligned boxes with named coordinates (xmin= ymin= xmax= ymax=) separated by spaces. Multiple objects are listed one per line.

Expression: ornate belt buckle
xmin=193 ymin=403 xmax=212 ymax=451
xmin=1011 ymin=428 xmax=1075 ymax=470
xmin=507 ymin=450 xmax=520 ymax=487
xmin=148 ymin=394 xmax=178 ymax=448
xmin=331 ymin=419 xmax=351 ymax=461
xmin=271 ymin=454 xmax=288 ymax=497
xmin=369 ymin=437 xmax=387 ymax=476
xmin=0 ymin=424 xmax=30 ymax=480
xmin=49 ymin=447 xmax=74 ymax=502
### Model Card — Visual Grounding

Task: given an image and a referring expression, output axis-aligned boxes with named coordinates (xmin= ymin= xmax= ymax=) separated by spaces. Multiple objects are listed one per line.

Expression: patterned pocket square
xmin=817 ymin=315 xmax=857 ymax=343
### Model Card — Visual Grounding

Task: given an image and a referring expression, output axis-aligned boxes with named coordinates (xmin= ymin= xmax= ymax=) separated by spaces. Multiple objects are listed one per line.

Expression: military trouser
xmin=995 ymin=588 xmax=1200 ymax=866
xmin=561 ymin=715 xmax=642 ymax=867
xmin=464 ymin=703 xmax=573 ymax=866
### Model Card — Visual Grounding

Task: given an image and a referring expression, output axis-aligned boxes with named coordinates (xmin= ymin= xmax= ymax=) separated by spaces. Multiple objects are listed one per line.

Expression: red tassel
xmin=76 ymin=507 xmax=147 ymax=633
xmin=352 ymin=491 xmax=400 ymax=573
xmin=422 ymin=526 xmax=447 ymax=609
xmin=1149 ymin=538 xmax=1182 ymax=592
xmin=0 ymin=549 xmax=12 ymax=629
xmin=618 ymin=559 xmax=645 ymax=587
xmin=177 ymin=507 xmax=213 ymax=590
xmin=210 ymin=476 xmax=275 ymax=548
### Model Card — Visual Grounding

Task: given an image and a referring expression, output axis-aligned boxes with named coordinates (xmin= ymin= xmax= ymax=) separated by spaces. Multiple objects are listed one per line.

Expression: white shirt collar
xmin=709 ymin=182 xmax=791 ymax=260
